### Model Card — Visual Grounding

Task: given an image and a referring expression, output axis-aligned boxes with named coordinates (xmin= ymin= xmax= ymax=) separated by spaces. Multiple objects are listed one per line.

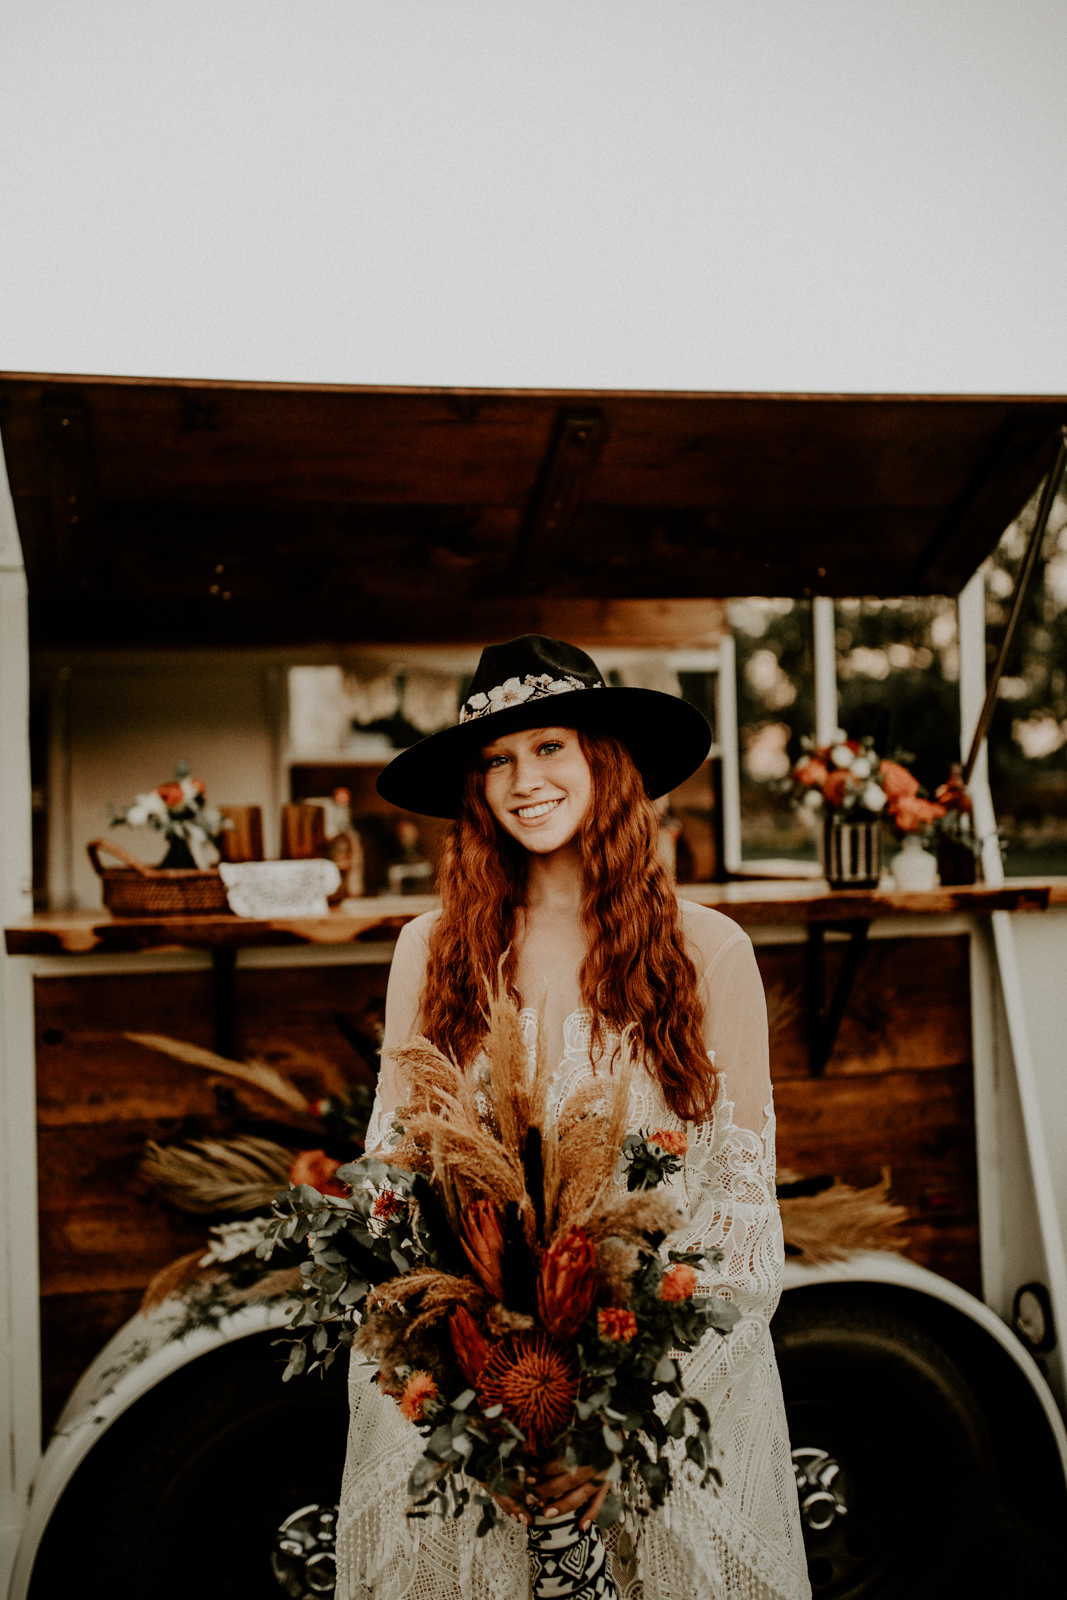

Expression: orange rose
xmin=398 ymin=1370 xmax=437 ymax=1422
xmin=597 ymin=1307 xmax=638 ymax=1343
xmin=156 ymin=782 xmax=184 ymax=807
xmin=661 ymin=1263 xmax=699 ymax=1302
xmin=649 ymin=1128 xmax=688 ymax=1157
xmin=821 ymin=771 xmax=849 ymax=808
xmin=794 ymin=759 xmax=829 ymax=788
xmin=890 ymin=795 xmax=946 ymax=833
xmin=879 ymin=761 xmax=920 ymax=802
xmin=288 ymin=1148 xmax=348 ymax=1198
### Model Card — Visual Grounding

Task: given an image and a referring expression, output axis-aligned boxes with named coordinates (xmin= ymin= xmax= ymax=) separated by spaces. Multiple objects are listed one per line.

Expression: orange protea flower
xmin=879 ymin=760 xmax=920 ymax=802
xmin=890 ymin=795 xmax=946 ymax=833
xmin=821 ymin=771 xmax=848 ymax=808
xmin=398 ymin=1369 xmax=438 ymax=1422
xmin=460 ymin=1198 xmax=506 ymax=1302
xmin=537 ymin=1226 xmax=597 ymax=1340
xmin=597 ymin=1307 xmax=638 ymax=1343
xmin=794 ymin=759 xmax=828 ymax=789
xmin=449 ymin=1305 xmax=490 ymax=1386
xmin=661 ymin=1263 xmax=699 ymax=1302
xmin=289 ymin=1148 xmax=348 ymax=1198
xmin=479 ymin=1331 xmax=580 ymax=1454
xmin=156 ymin=782 xmax=184 ymax=808
xmin=649 ymin=1128 xmax=688 ymax=1157
xmin=372 ymin=1186 xmax=406 ymax=1223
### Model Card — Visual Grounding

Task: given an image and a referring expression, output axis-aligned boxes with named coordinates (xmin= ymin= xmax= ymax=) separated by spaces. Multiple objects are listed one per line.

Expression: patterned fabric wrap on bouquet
xmin=527 ymin=1513 xmax=616 ymax=1599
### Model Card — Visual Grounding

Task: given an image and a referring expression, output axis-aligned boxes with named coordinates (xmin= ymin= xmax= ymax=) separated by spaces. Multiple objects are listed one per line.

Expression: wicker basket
xmin=87 ymin=839 xmax=231 ymax=917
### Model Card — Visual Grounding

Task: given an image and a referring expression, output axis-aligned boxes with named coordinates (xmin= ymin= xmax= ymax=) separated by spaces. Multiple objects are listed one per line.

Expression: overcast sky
xmin=1 ymin=1 xmax=1065 ymax=393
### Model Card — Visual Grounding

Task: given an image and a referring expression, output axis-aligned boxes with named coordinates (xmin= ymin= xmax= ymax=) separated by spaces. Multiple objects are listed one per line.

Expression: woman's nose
xmin=511 ymin=757 xmax=544 ymax=794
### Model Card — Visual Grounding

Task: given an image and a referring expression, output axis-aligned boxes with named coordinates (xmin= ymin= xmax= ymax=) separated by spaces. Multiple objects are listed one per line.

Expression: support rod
xmin=962 ymin=428 xmax=1067 ymax=786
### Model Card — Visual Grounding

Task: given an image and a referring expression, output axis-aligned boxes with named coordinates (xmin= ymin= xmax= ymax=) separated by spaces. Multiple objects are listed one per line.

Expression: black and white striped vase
xmin=526 ymin=1513 xmax=618 ymax=1599
xmin=821 ymin=816 xmax=882 ymax=890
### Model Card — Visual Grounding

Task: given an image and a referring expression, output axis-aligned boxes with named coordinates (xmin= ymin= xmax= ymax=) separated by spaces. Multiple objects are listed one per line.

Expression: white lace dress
xmin=336 ymin=902 xmax=811 ymax=1600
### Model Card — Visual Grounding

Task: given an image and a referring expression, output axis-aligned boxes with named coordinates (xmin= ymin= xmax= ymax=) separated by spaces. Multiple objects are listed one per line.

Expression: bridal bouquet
xmin=260 ymin=985 xmax=738 ymax=1584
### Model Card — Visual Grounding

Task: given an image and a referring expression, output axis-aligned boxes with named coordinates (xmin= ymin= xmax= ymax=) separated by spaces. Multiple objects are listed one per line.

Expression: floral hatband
xmin=459 ymin=673 xmax=600 ymax=724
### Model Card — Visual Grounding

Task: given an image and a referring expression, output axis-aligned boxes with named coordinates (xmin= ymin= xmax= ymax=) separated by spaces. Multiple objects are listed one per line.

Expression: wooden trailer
xmin=1 ymin=374 xmax=1066 ymax=1599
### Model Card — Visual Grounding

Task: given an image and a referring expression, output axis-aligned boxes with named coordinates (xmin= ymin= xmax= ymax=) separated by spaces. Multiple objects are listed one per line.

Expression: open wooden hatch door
xmin=0 ymin=372 xmax=1065 ymax=646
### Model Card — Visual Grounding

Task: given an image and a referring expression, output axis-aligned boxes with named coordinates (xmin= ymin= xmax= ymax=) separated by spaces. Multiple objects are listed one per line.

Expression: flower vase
xmin=936 ymin=835 xmax=978 ymax=886
xmin=821 ymin=816 xmax=882 ymax=890
xmin=159 ymin=835 xmax=198 ymax=870
xmin=527 ymin=1513 xmax=617 ymax=1600
xmin=891 ymin=833 xmax=939 ymax=891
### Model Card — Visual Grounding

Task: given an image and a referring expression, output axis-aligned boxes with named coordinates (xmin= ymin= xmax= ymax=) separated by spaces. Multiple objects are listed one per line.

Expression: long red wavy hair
xmin=421 ymin=731 xmax=716 ymax=1122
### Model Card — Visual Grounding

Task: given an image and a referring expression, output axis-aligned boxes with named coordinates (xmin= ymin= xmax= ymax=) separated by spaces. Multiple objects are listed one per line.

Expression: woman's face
xmin=479 ymin=726 xmax=592 ymax=855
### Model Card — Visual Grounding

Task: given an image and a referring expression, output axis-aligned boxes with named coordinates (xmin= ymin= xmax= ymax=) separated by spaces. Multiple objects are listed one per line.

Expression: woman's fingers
xmin=530 ymin=1462 xmax=597 ymax=1503
xmin=579 ymin=1478 xmax=610 ymax=1531
xmin=492 ymin=1489 xmax=530 ymax=1527
xmin=537 ymin=1471 xmax=605 ymax=1519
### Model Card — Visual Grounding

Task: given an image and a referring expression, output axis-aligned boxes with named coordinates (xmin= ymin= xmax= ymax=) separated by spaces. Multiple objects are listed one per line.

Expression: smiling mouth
xmin=513 ymin=799 xmax=562 ymax=821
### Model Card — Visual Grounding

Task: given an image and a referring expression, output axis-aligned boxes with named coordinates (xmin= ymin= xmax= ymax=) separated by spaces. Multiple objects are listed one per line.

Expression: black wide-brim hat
xmin=376 ymin=634 xmax=712 ymax=819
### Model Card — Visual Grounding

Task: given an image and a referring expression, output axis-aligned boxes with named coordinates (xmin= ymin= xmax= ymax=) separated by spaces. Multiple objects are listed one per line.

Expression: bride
xmin=336 ymin=634 xmax=810 ymax=1600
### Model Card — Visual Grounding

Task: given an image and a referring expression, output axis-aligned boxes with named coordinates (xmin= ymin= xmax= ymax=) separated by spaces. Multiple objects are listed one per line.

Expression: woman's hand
xmin=527 ymin=1459 xmax=609 ymax=1530
xmin=481 ymin=1475 xmax=531 ymax=1528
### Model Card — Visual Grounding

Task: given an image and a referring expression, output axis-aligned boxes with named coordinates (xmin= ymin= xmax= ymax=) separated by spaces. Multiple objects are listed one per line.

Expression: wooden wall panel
xmin=33 ymin=935 xmax=980 ymax=1435
xmin=758 ymin=935 xmax=972 ymax=1077
xmin=34 ymin=962 xmax=392 ymax=1436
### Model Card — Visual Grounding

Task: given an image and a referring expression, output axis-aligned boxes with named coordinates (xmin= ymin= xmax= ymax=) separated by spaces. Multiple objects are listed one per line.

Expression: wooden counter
xmin=7 ymin=879 xmax=1066 ymax=956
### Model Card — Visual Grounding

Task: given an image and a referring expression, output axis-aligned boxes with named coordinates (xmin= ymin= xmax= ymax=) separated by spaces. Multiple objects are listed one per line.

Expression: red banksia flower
xmin=661 ymin=1263 xmax=699 ymax=1302
xmin=460 ymin=1199 xmax=506 ymax=1301
xmin=597 ymin=1307 xmax=638 ymax=1343
xmin=289 ymin=1149 xmax=348 ymax=1198
xmin=399 ymin=1369 xmax=437 ymax=1422
xmin=449 ymin=1305 xmax=490 ymax=1386
xmin=537 ymin=1226 xmax=597 ymax=1340
xmin=649 ymin=1128 xmax=688 ymax=1157
xmin=479 ymin=1331 xmax=580 ymax=1453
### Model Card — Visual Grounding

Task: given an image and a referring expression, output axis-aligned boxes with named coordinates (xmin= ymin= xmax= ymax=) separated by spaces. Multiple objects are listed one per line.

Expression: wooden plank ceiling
xmin=1 ymin=372 xmax=1064 ymax=646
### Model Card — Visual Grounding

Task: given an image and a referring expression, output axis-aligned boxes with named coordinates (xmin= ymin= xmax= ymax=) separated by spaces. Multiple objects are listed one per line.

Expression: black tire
xmin=30 ymin=1331 xmax=349 ymax=1600
xmin=772 ymin=1289 xmax=994 ymax=1600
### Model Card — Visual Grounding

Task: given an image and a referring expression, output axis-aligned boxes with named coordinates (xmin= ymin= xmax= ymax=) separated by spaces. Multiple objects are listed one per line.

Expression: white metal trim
xmin=782 ymin=1251 xmax=1067 ymax=1481
xmin=0 ymin=442 xmax=39 ymax=1600
xmin=812 ymin=596 xmax=838 ymax=747
xmin=715 ymin=631 xmax=742 ymax=872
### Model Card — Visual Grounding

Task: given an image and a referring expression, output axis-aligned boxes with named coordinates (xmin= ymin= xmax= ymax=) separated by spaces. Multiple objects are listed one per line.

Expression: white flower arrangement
xmin=110 ymin=760 xmax=231 ymax=867
xmin=460 ymin=672 xmax=596 ymax=723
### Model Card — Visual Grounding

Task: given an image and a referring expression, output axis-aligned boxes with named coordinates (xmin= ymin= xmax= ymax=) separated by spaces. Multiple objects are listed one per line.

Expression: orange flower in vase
xmin=460 ymin=1198 xmax=507 ymax=1302
xmin=537 ymin=1226 xmax=598 ymax=1340
xmin=479 ymin=1331 xmax=580 ymax=1454
xmin=879 ymin=761 xmax=920 ymax=802
xmin=891 ymin=795 xmax=946 ymax=834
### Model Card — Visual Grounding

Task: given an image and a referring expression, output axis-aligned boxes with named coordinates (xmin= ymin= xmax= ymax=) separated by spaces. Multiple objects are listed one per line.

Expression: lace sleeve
xmin=672 ymin=930 xmax=783 ymax=1324
xmin=364 ymin=914 xmax=436 ymax=1155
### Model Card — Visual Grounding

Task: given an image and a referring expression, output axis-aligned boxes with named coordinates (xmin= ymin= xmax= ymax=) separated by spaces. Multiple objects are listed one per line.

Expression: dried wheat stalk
xmin=126 ymin=1032 xmax=309 ymax=1112
xmin=141 ymin=1135 xmax=294 ymax=1214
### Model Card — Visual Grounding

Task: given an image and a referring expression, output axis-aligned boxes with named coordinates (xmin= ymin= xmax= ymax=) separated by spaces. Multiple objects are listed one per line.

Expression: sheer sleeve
xmin=671 ymin=908 xmax=782 ymax=1327
xmin=363 ymin=912 xmax=437 ymax=1153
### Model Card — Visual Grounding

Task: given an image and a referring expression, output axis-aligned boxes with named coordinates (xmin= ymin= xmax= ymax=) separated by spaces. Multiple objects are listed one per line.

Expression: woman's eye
xmin=538 ymin=742 xmax=563 ymax=756
xmin=486 ymin=754 xmax=509 ymax=769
